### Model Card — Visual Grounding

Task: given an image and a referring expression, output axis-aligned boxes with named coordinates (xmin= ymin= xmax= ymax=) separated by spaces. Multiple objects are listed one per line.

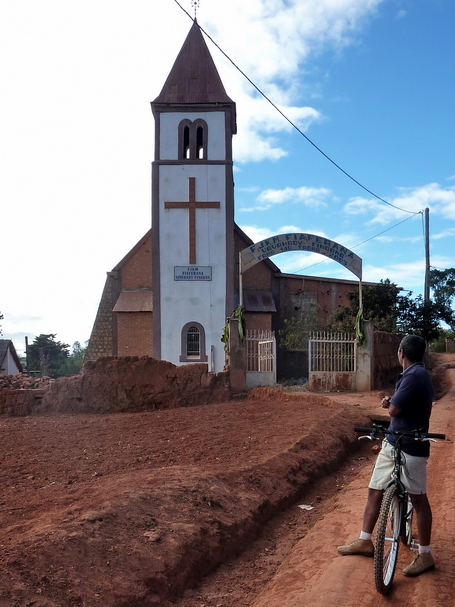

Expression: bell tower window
xmin=196 ymin=125 xmax=204 ymax=158
xmin=178 ymin=119 xmax=208 ymax=160
xmin=183 ymin=125 xmax=190 ymax=159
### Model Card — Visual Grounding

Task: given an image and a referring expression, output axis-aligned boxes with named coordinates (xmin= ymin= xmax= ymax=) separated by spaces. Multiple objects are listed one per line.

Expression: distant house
xmin=0 ymin=340 xmax=23 ymax=376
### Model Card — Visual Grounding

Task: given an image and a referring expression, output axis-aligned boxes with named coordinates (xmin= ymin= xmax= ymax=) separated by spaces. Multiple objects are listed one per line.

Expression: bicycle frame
xmin=384 ymin=436 xmax=411 ymax=545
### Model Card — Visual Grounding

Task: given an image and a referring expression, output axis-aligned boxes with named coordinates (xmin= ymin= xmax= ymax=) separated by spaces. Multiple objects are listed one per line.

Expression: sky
xmin=1 ymin=0 xmax=454 ymax=355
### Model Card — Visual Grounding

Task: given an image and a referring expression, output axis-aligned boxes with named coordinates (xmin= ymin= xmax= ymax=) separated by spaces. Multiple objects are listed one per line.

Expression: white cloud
xmin=363 ymin=261 xmax=426 ymax=291
xmin=198 ymin=0 xmax=387 ymax=162
xmin=238 ymin=225 xmax=277 ymax=244
xmin=233 ymin=96 xmax=322 ymax=163
xmin=432 ymin=228 xmax=455 ymax=240
xmin=375 ymin=234 xmax=422 ymax=244
xmin=241 ymin=185 xmax=331 ymax=211
xmin=344 ymin=183 xmax=455 ymax=225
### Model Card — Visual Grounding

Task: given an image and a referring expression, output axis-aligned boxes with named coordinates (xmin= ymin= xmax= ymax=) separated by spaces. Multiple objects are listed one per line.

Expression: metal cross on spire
xmin=191 ymin=0 xmax=200 ymax=19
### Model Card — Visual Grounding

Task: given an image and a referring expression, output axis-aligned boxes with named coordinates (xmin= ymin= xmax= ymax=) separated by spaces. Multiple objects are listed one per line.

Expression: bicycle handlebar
xmin=354 ymin=425 xmax=446 ymax=440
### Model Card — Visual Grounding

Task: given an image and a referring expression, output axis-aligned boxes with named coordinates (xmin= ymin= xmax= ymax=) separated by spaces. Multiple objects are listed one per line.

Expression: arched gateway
xmin=239 ymin=232 xmax=363 ymax=307
xmin=240 ymin=233 xmax=362 ymax=278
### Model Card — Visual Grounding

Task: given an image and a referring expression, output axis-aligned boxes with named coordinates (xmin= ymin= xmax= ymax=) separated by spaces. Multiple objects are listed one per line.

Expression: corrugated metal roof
xmin=153 ymin=21 xmax=234 ymax=105
xmin=113 ymin=291 xmax=153 ymax=313
xmin=243 ymin=290 xmax=277 ymax=312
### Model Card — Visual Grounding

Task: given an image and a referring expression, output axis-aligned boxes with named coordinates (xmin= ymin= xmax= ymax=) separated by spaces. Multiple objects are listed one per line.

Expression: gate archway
xmin=239 ymin=232 xmax=363 ymax=306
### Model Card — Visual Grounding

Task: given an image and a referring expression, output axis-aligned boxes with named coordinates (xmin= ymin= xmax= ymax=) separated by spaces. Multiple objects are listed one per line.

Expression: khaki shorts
xmin=369 ymin=440 xmax=428 ymax=495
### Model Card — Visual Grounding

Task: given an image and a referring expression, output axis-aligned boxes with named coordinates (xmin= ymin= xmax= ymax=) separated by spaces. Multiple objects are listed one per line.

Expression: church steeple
xmin=153 ymin=21 xmax=235 ymax=116
xmin=150 ymin=20 xmax=236 ymax=372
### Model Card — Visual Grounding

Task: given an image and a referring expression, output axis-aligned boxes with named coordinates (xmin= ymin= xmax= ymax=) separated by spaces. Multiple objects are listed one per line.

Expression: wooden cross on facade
xmin=165 ymin=177 xmax=220 ymax=264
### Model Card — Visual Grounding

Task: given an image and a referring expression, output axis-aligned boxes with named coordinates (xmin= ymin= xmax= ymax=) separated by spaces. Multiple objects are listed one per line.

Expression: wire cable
xmin=173 ymin=0 xmax=420 ymax=216
xmin=292 ymin=212 xmax=421 ymax=274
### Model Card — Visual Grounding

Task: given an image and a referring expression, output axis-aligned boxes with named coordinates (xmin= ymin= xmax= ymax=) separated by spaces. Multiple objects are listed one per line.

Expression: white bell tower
xmin=151 ymin=21 xmax=237 ymax=372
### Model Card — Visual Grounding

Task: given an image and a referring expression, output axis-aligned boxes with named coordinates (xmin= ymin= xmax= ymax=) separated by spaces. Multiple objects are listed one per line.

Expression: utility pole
xmin=424 ymin=207 xmax=430 ymax=303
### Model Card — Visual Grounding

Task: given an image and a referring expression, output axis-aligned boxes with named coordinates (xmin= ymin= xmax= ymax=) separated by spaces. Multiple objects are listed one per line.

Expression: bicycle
xmin=354 ymin=423 xmax=445 ymax=594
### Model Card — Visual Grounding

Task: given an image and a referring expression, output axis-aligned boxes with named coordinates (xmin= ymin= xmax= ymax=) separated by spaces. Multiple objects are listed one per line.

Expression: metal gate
xmin=246 ymin=330 xmax=276 ymax=388
xmin=309 ymin=331 xmax=356 ymax=391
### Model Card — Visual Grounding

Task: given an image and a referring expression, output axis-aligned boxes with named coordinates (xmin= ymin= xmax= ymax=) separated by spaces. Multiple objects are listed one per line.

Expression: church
xmin=85 ymin=20 xmax=363 ymax=380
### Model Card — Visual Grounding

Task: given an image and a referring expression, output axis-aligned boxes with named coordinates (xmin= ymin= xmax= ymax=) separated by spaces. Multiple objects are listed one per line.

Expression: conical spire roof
xmin=153 ymin=21 xmax=234 ymax=104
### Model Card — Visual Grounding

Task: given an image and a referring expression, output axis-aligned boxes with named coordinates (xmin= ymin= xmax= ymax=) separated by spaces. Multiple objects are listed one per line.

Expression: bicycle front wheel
xmin=374 ymin=484 xmax=403 ymax=594
xmin=400 ymin=495 xmax=414 ymax=546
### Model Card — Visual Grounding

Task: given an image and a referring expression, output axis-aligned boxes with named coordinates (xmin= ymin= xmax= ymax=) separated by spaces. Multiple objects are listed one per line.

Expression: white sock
xmin=419 ymin=545 xmax=431 ymax=554
xmin=359 ymin=531 xmax=372 ymax=540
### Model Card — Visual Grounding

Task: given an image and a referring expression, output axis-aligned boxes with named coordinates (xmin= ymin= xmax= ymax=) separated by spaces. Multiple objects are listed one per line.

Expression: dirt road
xmin=250 ymin=371 xmax=455 ymax=607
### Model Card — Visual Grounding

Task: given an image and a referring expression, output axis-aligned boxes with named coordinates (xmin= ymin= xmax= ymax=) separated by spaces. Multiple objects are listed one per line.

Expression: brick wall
xmin=234 ymin=230 xmax=273 ymax=290
xmin=117 ymin=313 xmax=153 ymax=356
xmin=244 ymin=312 xmax=272 ymax=333
xmin=86 ymin=233 xmax=153 ymax=362
xmin=85 ymin=273 xmax=117 ymax=361
xmin=119 ymin=234 xmax=152 ymax=291
xmin=373 ymin=331 xmax=401 ymax=389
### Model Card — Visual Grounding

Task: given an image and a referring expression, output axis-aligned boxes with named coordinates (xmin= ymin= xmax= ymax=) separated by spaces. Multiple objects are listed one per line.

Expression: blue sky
xmin=1 ymin=0 xmax=454 ymax=354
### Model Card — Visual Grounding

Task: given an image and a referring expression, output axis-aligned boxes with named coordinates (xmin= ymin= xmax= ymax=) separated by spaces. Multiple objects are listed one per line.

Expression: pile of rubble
xmin=0 ymin=373 xmax=52 ymax=390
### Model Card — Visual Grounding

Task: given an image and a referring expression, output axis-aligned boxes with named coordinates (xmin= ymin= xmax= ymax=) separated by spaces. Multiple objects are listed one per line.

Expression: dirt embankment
xmin=0 ymin=352 xmax=453 ymax=606
xmin=0 ymin=388 xmax=370 ymax=607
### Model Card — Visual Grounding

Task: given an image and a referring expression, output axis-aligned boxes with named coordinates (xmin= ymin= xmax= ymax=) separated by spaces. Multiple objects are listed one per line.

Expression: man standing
xmin=337 ymin=334 xmax=435 ymax=577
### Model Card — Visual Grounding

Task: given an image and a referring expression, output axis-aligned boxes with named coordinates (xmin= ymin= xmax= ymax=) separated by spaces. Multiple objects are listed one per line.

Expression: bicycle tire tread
xmin=374 ymin=484 xmax=402 ymax=594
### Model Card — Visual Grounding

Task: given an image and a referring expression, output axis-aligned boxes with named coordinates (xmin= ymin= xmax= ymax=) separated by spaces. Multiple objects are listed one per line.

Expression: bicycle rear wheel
xmin=374 ymin=484 xmax=403 ymax=594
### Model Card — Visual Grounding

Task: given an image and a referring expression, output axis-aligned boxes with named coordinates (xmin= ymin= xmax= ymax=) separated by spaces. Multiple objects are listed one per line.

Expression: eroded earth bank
xmin=1 ymin=355 xmax=454 ymax=607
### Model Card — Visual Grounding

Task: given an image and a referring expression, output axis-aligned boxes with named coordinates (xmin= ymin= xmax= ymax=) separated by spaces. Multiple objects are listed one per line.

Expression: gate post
xmin=228 ymin=318 xmax=247 ymax=392
xmin=356 ymin=320 xmax=374 ymax=391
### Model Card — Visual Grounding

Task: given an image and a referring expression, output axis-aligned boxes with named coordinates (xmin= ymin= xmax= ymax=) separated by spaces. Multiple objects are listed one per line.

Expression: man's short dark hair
xmin=399 ymin=334 xmax=426 ymax=363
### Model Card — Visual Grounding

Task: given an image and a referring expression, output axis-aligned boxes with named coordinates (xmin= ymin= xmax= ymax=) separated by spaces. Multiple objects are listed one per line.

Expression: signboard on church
xmin=174 ymin=266 xmax=212 ymax=281
xmin=240 ymin=233 xmax=362 ymax=280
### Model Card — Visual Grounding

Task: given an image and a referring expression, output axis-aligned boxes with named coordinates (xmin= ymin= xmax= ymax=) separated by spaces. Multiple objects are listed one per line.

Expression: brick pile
xmin=0 ymin=373 xmax=52 ymax=390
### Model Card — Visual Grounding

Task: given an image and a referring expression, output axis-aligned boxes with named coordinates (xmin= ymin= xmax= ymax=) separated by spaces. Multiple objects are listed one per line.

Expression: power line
xmin=292 ymin=212 xmax=421 ymax=274
xmin=173 ymin=1 xmax=420 ymax=216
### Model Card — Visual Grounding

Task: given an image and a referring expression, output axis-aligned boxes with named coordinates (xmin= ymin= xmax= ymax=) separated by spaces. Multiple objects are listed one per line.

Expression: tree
xmin=279 ymin=302 xmax=319 ymax=350
xmin=27 ymin=334 xmax=70 ymax=377
xmin=429 ymin=268 xmax=455 ymax=331
xmin=334 ymin=279 xmax=401 ymax=333
xmin=333 ymin=279 xmax=451 ymax=342
xmin=395 ymin=295 xmax=450 ymax=342
xmin=58 ymin=341 xmax=87 ymax=375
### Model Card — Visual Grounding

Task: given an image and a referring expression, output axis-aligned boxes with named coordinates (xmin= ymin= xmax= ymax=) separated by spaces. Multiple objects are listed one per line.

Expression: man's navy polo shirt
xmin=387 ymin=362 xmax=433 ymax=457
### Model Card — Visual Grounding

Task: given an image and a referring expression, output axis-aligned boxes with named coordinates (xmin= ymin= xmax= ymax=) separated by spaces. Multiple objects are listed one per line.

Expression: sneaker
xmin=337 ymin=538 xmax=374 ymax=557
xmin=403 ymin=552 xmax=435 ymax=577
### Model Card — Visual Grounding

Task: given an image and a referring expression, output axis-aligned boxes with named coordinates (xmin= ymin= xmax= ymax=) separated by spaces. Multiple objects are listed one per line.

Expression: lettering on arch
xmin=240 ymin=233 xmax=362 ymax=280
